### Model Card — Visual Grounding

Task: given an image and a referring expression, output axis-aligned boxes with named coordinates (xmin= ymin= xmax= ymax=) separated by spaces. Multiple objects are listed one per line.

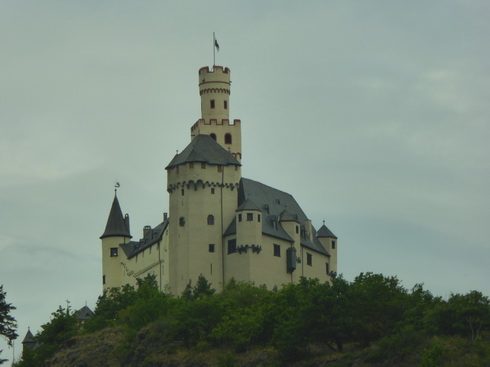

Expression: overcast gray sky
xmin=1 ymin=1 xmax=489 ymax=364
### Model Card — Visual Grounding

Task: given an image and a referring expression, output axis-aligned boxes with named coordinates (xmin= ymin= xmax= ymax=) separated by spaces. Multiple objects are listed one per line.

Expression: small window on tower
xmin=326 ymin=263 xmax=330 ymax=274
xmin=224 ymin=100 xmax=228 ymax=109
xmin=207 ymin=215 xmax=215 ymax=225
xmin=247 ymin=213 xmax=253 ymax=221
xmin=110 ymin=248 xmax=118 ymax=257
xmin=201 ymin=163 xmax=206 ymax=169
xmin=179 ymin=217 xmax=185 ymax=227
xmin=210 ymin=99 xmax=215 ymax=109
xmin=307 ymin=253 xmax=312 ymax=266
xmin=210 ymin=133 xmax=217 ymax=141
xmin=332 ymin=240 xmax=336 ymax=249
xmin=273 ymin=244 xmax=281 ymax=257
xmin=238 ymin=214 xmax=242 ymax=222
xmin=258 ymin=214 xmax=261 ymax=222
xmin=211 ymin=188 xmax=215 ymax=194
xmin=209 ymin=244 xmax=215 ymax=253
xmin=228 ymin=239 xmax=237 ymax=254
xmin=225 ymin=133 xmax=232 ymax=144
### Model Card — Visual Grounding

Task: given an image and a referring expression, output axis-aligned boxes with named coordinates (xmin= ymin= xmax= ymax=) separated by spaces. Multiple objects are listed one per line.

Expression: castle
xmin=100 ymin=65 xmax=338 ymax=294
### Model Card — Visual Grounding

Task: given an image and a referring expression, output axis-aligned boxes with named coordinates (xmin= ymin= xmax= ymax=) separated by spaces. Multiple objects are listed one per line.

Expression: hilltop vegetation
xmin=14 ymin=274 xmax=490 ymax=367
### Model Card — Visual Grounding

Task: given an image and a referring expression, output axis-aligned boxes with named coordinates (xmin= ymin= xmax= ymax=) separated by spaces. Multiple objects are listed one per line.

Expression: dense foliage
xmin=14 ymin=274 xmax=490 ymax=366
xmin=0 ymin=285 xmax=18 ymax=365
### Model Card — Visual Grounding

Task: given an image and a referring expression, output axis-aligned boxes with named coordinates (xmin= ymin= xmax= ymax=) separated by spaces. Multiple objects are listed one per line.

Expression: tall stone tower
xmin=100 ymin=192 xmax=132 ymax=291
xmin=166 ymin=66 xmax=242 ymax=294
xmin=190 ymin=66 xmax=242 ymax=161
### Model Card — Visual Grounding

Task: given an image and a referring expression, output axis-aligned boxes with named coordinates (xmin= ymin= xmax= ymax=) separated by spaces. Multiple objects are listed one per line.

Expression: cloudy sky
xmin=1 ymin=0 xmax=489 ymax=364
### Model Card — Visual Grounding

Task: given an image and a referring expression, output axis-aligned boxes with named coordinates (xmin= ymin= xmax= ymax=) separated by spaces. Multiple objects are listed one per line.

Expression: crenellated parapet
xmin=191 ymin=118 xmax=241 ymax=130
xmin=167 ymin=180 xmax=240 ymax=193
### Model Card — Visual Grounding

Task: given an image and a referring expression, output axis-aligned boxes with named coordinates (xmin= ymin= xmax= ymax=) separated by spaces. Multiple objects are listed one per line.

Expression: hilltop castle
xmin=100 ymin=66 xmax=338 ymax=294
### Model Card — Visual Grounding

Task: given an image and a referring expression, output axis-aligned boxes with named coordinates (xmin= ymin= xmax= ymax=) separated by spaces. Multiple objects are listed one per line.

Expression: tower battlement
xmin=191 ymin=118 xmax=241 ymax=131
xmin=199 ymin=65 xmax=230 ymax=79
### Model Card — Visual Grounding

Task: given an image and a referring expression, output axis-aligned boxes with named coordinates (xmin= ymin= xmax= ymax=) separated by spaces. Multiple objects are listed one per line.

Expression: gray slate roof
xmin=100 ymin=194 xmax=132 ymax=239
xmin=120 ymin=219 xmax=169 ymax=259
xmin=22 ymin=329 xmax=35 ymax=344
xmin=76 ymin=306 xmax=94 ymax=321
xmin=166 ymin=134 xmax=241 ymax=169
xmin=236 ymin=198 xmax=262 ymax=211
xmin=225 ymin=178 xmax=329 ymax=256
xmin=317 ymin=224 xmax=337 ymax=239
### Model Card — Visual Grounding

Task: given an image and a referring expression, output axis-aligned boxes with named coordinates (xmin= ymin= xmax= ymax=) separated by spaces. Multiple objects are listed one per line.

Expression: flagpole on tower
xmin=213 ymin=32 xmax=219 ymax=68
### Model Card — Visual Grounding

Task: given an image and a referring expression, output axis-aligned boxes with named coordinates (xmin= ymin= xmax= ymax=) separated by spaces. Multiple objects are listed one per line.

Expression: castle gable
xmin=237 ymin=178 xmax=329 ymax=255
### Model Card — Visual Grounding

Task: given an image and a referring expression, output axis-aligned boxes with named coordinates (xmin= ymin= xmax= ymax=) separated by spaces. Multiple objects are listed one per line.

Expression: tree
xmin=0 ymin=285 xmax=18 ymax=365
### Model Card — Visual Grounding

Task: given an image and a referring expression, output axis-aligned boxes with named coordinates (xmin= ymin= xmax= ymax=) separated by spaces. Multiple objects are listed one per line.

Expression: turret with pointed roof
xmin=100 ymin=191 xmax=132 ymax=291
xmin=100 ymin=192 xmax=132 ymax=239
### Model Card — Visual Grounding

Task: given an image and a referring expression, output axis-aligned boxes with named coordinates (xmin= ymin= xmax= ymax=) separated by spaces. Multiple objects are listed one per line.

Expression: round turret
xmin=199 ymin=66 xmax=231 ymax=120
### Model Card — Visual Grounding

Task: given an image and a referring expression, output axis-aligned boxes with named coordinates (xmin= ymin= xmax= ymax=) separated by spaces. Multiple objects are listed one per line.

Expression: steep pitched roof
xmin=317 ymin=224 xmax=337 ymax=239
xmin=120 ymin=219 xmax=169 ymax=259
xmin=22 ymin=329 xmax=35 ymax=344
xmin=76 ymin=306 xmax=94 ymax=321
xmin=236 ymin=198 xmax=262 ymax=211
xmin=100 ymin=194 xmax=132 ymax=239
xmin=166 ymin=134 xmax=241 ymax=169
xmin=225 ymin=178 xmax=329 ymax=256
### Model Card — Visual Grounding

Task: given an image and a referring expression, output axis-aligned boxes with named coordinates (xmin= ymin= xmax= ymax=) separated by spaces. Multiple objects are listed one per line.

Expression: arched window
xmin=224 ymin=133 xmax=232 ymax=144
xmin=210 ymin=133 xmax=217 ymax=141
xmin=207 ymin=215 xmax=215 ymax=225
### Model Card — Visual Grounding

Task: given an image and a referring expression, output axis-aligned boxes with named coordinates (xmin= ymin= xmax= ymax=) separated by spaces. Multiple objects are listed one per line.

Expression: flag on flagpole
xmin=214 ymin=38 xmax=220 ymax=52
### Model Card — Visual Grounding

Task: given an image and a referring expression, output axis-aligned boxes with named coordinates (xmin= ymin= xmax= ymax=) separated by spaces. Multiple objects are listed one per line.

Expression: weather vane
xmin=115 ymin=181 xmax=120 ymax=193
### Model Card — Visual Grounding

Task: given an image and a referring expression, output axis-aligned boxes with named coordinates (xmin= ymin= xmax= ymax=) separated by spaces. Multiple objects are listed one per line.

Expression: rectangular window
xmin=110 ymin=248 xmax=118 ymax=257
xmin=273 ymin=244 xmax=281 ymax=257
xmin=210 ymin=99 xmax=215 ymax=109
xmin=326 ymin=263 xmax=330 ymax=274
xmin=258 ymin=214 xmax=261 ymax=222
xmin=307 ymin=253 xmax=312 ymax=266
xmin=201 ymin=163 xmax=206 ymax=169
xmin=247 ymin=213 xmax=253 ymax=221
xmin=296 ymin=225 xmax=299 ymax=234
xmin=103 ymin=275 xmax=106 ymax=285
xmin=209 ymin=244 xmax=215 ymax=253
xmin=179 ymin=217 xmax=185 ymax=226
xmin=238 ymin=214 xmax=242 ymax=222
xmin=228 ymin=239 xmax=237 ymax=254
xmin=217 ymin=165 xmax=222 ymax=172
xmin=181 ymin=189 xmax=184 ymax=196
xmin=332 ymin=240 xmax=336 ymax=249
xmin=224 ymin=100 xmax=228 ymax=109
xmin=211 ymin=188 xmax=215 ymax=194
